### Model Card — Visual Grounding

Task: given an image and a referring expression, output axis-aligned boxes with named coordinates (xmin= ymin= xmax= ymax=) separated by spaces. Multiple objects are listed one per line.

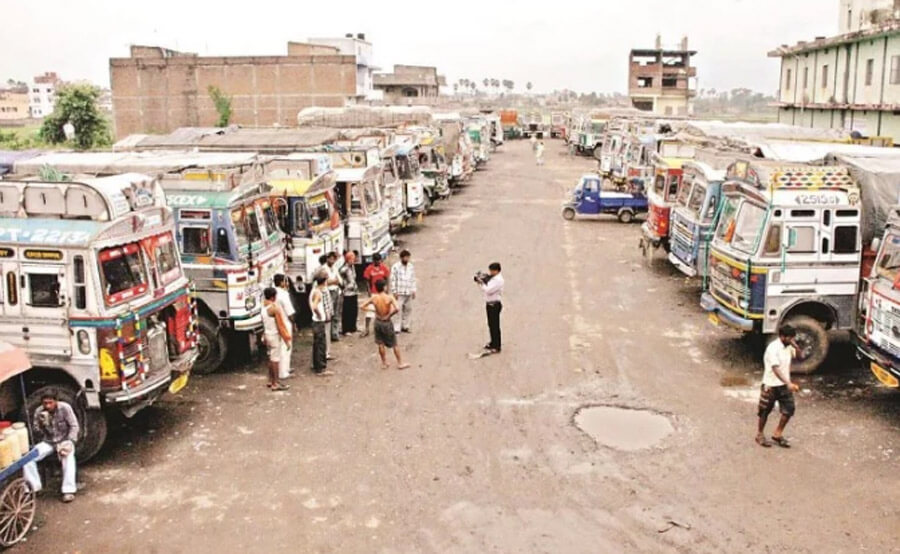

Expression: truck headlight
xmin=77 ymin=330 xmax=91 ymax=354
xmin=739 ymin=300 xmax=749 ymax=310
xmin=121 ymin=360 xmax=137 ymax=378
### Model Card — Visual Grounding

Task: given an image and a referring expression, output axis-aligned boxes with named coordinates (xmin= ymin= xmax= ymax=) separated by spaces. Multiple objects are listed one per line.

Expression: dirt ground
xmin=24 ymin=141 xmax=900 ymax=553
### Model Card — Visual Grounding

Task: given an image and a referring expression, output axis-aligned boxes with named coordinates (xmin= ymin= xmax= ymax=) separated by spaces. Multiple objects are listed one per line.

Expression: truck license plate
xmin=870 ymin=363 xmax=899 ymax=388
xmin=169 ymin=373 xmax=190 ymax=394
xmin=708 ymin=313 xmax=720 ymax=326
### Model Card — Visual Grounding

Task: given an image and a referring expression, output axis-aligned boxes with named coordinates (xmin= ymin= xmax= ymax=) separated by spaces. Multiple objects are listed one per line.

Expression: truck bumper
xmin=855 ymin=343 xmax=900 ymax=387
xmin=668 ymin=252 xmax=697 ymax=277
xmin=103 ymin=348 xmax=197 ymax=415
xmin=232 ymin=311 xmax=263 ymax=333
xmin=700 ymin=292 xmax=754 ymax=332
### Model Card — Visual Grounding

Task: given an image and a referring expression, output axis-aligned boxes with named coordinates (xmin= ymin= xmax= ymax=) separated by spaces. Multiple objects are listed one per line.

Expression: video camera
xmin=473 ymin=271 xmax=493 ymax=285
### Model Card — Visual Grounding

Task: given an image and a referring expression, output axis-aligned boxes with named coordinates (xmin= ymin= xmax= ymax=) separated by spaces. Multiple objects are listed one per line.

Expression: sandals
xmin=771 ymin=436 xmax=791 ymax=448
xmin=755 ymin=435 xmax=772 ymax=448
xmin=270 ymin=383 xmax=290 ymax=392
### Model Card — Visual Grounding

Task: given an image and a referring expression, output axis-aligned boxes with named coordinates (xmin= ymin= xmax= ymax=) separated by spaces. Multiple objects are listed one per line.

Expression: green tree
xmin=39 ymin=83 xmax=111 ymax=150
xmin=526 ymin=82 xmax=533 ymax=92
xmin=208 ymin=85 xmax=233 ymax=127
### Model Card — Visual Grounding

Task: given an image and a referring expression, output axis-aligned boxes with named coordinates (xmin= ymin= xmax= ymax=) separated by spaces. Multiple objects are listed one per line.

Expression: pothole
xmin=574 ymin=406 xmax=673 ymax=451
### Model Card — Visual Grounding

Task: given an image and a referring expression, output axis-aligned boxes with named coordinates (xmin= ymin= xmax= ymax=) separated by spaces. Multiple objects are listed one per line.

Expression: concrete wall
xmin=110 ymin=50 xmax=358 ymax=137
xmin=0 ymin=92 xmax=29 ymax=120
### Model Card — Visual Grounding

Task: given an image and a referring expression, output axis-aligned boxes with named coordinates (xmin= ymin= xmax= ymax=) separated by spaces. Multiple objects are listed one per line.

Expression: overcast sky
xmin=2 ymin=0 xmax=836 ymax=94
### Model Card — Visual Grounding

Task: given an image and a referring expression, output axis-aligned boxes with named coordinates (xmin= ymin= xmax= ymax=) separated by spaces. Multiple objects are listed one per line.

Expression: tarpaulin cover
xmin=831 ymin=154 xmax=900 ymax=246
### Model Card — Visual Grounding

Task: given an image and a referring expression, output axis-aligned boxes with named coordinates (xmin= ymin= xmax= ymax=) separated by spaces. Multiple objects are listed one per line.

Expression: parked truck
xmin=0 ymin=174 xmax=197 ymax=460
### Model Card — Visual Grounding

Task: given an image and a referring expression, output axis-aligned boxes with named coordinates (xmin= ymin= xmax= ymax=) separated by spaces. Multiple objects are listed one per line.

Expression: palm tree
xmin=526 ymin=82 xmax=533 ymax=93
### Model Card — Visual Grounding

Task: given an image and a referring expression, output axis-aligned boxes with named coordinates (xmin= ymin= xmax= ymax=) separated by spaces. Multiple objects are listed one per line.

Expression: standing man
xmin=476 ymin=262 xmax=504 ymax=353
xmin=389 ymin=249 xmax=416 ymax=333
xmin=340 ymin=251 xmax=359 ymax=335
xmin=362 ymin=253 xmax=390 ymax=337
xmin=535 ymin=140 xmax=545 ymax=166
xmin=273 ymin=274 xmax=296 ymax=379
xmin=262 ymin=287 xmax=290 ymax=391
xmin=756 ymin=325 xmax=800 ymax=448
xmin=23 ymin=391 xmax=79 ymax=502
xmin=324 ymin=252 xmax=343 ymax=343
xmin=360 ymin=280 xmax=410 ymax=370
xmin=309 ymin=275 xmax=334 ymax=376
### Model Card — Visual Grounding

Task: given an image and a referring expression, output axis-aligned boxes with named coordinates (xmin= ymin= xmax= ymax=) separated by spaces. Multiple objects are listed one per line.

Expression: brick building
xmin=628 ymin=36 xmax=697 ymax=116
xmin=0 ymin=87 xmax=29 ymax=121
xmin=109 ymin=42 xmax=367 ymax=137
xmin=374 ymin=65 xmax=444 ymax=104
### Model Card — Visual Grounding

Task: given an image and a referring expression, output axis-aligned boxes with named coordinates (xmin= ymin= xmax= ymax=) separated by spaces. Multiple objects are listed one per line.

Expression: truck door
xmin=0 ymin=262 xmax=22 ymax=347
xmin=582 ymin=179 xmax=600 ymax=215
xmin=20 ymin=263 xmax=71 ymax=358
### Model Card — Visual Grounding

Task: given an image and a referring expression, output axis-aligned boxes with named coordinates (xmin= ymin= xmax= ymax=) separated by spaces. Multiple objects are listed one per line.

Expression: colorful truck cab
xmin=163 ymin=172 xmax=286 ymax=374
xmin=668 ymin=161 xmax=727 ymax=277
xmin=700 ymin=161 xmax=862 ymax=374
xmin=860 ymin=206 xmax=900 ymax=388
xmin=265 ymin=154 xmax=344 ymax=293
xmin=640 ymin=157 xmax=687 ymax=254
xmin=332 ymin=164 xmax=393 ymax=264
xmin=466 ymin=121 xmax=491 ymax=166
xmin=0 ymin=174 xmax=197 ymax=460
xmin=393 ymin=142 xmax=429 ymax=216
xmin=599 ymin=131 xmax=626 ymax=178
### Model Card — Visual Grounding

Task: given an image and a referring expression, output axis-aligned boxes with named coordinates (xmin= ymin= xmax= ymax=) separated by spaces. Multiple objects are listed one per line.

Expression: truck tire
xmin=562 ymin=207 xmax=576 ymax=221
xmin=193 ymin=316 xmax=227 ymax=375
xmin=781 ymin=315 xmax=829 ymax=374
xmin=26 ymin=384 xmax=108 ymax=462
xmin=618 ymin=209 xmax=634 ymax=224
xmin=593 ymin=145 xmax=603 ymax=160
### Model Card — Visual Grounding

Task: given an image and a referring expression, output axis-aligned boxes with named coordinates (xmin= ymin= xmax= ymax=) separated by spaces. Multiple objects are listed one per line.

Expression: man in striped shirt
xmin=390 ymin=250 xmax=416 ymax=333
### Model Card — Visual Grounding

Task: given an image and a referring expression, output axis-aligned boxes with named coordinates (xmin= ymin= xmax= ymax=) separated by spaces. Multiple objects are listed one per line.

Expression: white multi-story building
xmin=28 ymin=72 xmax=60 ymax=118
xmin=308 ymin=34 xmax=378 ymax=101
xmin=770 ymin=1 xmax=900 ymax=140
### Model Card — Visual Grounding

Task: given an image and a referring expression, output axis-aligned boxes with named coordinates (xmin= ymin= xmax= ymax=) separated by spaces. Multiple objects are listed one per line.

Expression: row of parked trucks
xmin=0 ymin=110 xmax=501 ymax=460
xmin=567 ymin=116 xmax=900 ymax=390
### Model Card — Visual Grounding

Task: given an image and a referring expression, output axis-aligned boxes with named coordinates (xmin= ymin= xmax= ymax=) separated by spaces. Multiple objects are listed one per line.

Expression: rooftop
xmin=769 ymin=20 xmax=900 ymax=57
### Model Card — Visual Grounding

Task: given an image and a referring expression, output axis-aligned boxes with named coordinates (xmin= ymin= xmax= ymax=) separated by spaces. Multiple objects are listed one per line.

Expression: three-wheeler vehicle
xmin=562 ymin=174 xmax=648 ymax=223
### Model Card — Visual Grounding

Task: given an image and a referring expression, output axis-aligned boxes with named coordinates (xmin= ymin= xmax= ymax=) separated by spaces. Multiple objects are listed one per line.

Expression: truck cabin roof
xmin=269 ymin=172 xmax=338 ymax=199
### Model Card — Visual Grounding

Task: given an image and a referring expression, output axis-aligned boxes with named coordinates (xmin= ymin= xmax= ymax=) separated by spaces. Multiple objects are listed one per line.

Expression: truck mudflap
xmin=700 ymin=292 xmax=755 ymax=332
xmin=855 ymin=341 xmax=900 ymax=387
xmin=667 ymin=252 xmax=698 ymax=277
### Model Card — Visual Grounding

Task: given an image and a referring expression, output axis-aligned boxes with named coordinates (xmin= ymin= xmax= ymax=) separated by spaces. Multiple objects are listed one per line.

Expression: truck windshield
xmin=676 ymin=178 xmax=693 ymax=207
xmin=876 ymin=234 xmax=900 ymax=282
xmin=261 ymin=201 xmax=279 ymax=241
xmin=687 ymin=182 xmax=708 ymax=216
xmin=99 ymin=243 xmax=148 ymax=305
xmin=306 ymin=195 xmax=333 ymax=229
xmin=153 ymin=233 xmax=180 ymax=286
xmin=364 ymin=181 xmax=380 ymax=211
xmin=231 ymin=208 xmax=249 ymax=250
xmin=730 ymin=201 xmax=766 ymax=254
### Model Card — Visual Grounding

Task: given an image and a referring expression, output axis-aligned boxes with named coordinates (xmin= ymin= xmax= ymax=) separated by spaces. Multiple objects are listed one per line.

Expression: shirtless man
xmin=360 ymin=279 xmax=410 ymax=370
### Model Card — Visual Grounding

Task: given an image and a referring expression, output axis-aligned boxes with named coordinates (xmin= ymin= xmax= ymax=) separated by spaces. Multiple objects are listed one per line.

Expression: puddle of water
xmin=574 ymin=406 xmax=673 ymax=451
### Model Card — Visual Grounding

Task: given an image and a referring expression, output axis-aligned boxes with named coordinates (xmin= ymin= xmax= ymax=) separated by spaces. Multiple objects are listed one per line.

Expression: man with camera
xmin=475 ymin=262 xmax=504 ymax=353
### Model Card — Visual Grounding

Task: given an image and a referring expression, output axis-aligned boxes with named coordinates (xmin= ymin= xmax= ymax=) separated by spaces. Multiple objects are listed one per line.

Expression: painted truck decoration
xmin=0 ymin=174 xmax=198 ymax=460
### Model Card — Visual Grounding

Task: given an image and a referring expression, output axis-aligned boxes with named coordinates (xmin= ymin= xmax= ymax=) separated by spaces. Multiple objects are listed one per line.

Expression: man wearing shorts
xmin=360 ymin=279 xmax=410 ymax=370
xmin=757 ymin=325 xmax=800 ymax=448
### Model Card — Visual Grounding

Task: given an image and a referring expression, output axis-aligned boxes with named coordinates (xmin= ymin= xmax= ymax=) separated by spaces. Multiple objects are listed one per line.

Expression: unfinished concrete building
xmin=109 ymin=42 xmax=367 ymax=137
xmin=628 ymin=36 xmax=697 ymax=116
xmin=373 ymin=65 xmax=444 ymax=104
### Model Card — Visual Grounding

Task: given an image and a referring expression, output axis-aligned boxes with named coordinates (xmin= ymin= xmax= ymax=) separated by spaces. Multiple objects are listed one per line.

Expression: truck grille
xmin=709 ymin=263 xmax=749 ymax=309
xmin=146 ymin=324 xmax=169 ymax=373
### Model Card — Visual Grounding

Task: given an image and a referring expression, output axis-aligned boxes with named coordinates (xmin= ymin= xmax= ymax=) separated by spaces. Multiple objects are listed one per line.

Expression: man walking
xmin=309 ymin=275 xmax=334 ymax=376
xmin=23 ymin=391 xmax=79 ymax=502
xmin=389 ymin=249 xmax=416 ymax=333
xmin=273 ymin=274 xmax=296 ymax=379
xmin=756 ymin=325 xmax=800 ymax=448
xmin=476 ymin=262 xmax=504 ymax=353
xmin=362 ymin=254 xmax=390 ymax=337
xmin=535 ymin=140 xmax=545 ymax=166
xmin=340 ymin=251 xmax=359 ymax=335
xmin=360 ymin=280 xmax=410 ymax=370
xmin=262 ymin=287 xmax=290 ymax=391
xmin=324 ymin=252 xmax=343 ymax=343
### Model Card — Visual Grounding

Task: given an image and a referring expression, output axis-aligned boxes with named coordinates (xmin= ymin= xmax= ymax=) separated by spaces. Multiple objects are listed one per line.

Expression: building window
xmin=891 ymin=56 xmax=900 ymax=85
xmin=821 ymin=65 xmax=829 ymax=88
xmin=866 ymin=59 xmax=875 ymax=86
xmin=786 ymin=69 xmax=792 ymax=90
xmin=662 ymin=77 xmax=678 ymax=88
xmin=803 ymin=67 xmax=809 ymax=89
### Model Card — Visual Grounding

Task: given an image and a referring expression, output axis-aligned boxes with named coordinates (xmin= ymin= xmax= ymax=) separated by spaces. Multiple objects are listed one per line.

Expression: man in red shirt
xmin=361 ymin=254 xmax=390 ymax=337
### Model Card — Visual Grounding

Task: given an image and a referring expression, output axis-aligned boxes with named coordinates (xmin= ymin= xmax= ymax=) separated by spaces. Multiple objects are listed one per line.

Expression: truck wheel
xmin=25 ymin=384 xmax=108 ymax=462
xmin=781 ymin=315 xmax=829 ymax=374
xmin=193 ymin=316 xmax=227 ymax=375
xmin=593 ymin=145 xmax=603 ymax=160
xmin=562 ymin=207 xmax=576 ymax=221
xmin=618 ymin=209 xmax=634 ymax=224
